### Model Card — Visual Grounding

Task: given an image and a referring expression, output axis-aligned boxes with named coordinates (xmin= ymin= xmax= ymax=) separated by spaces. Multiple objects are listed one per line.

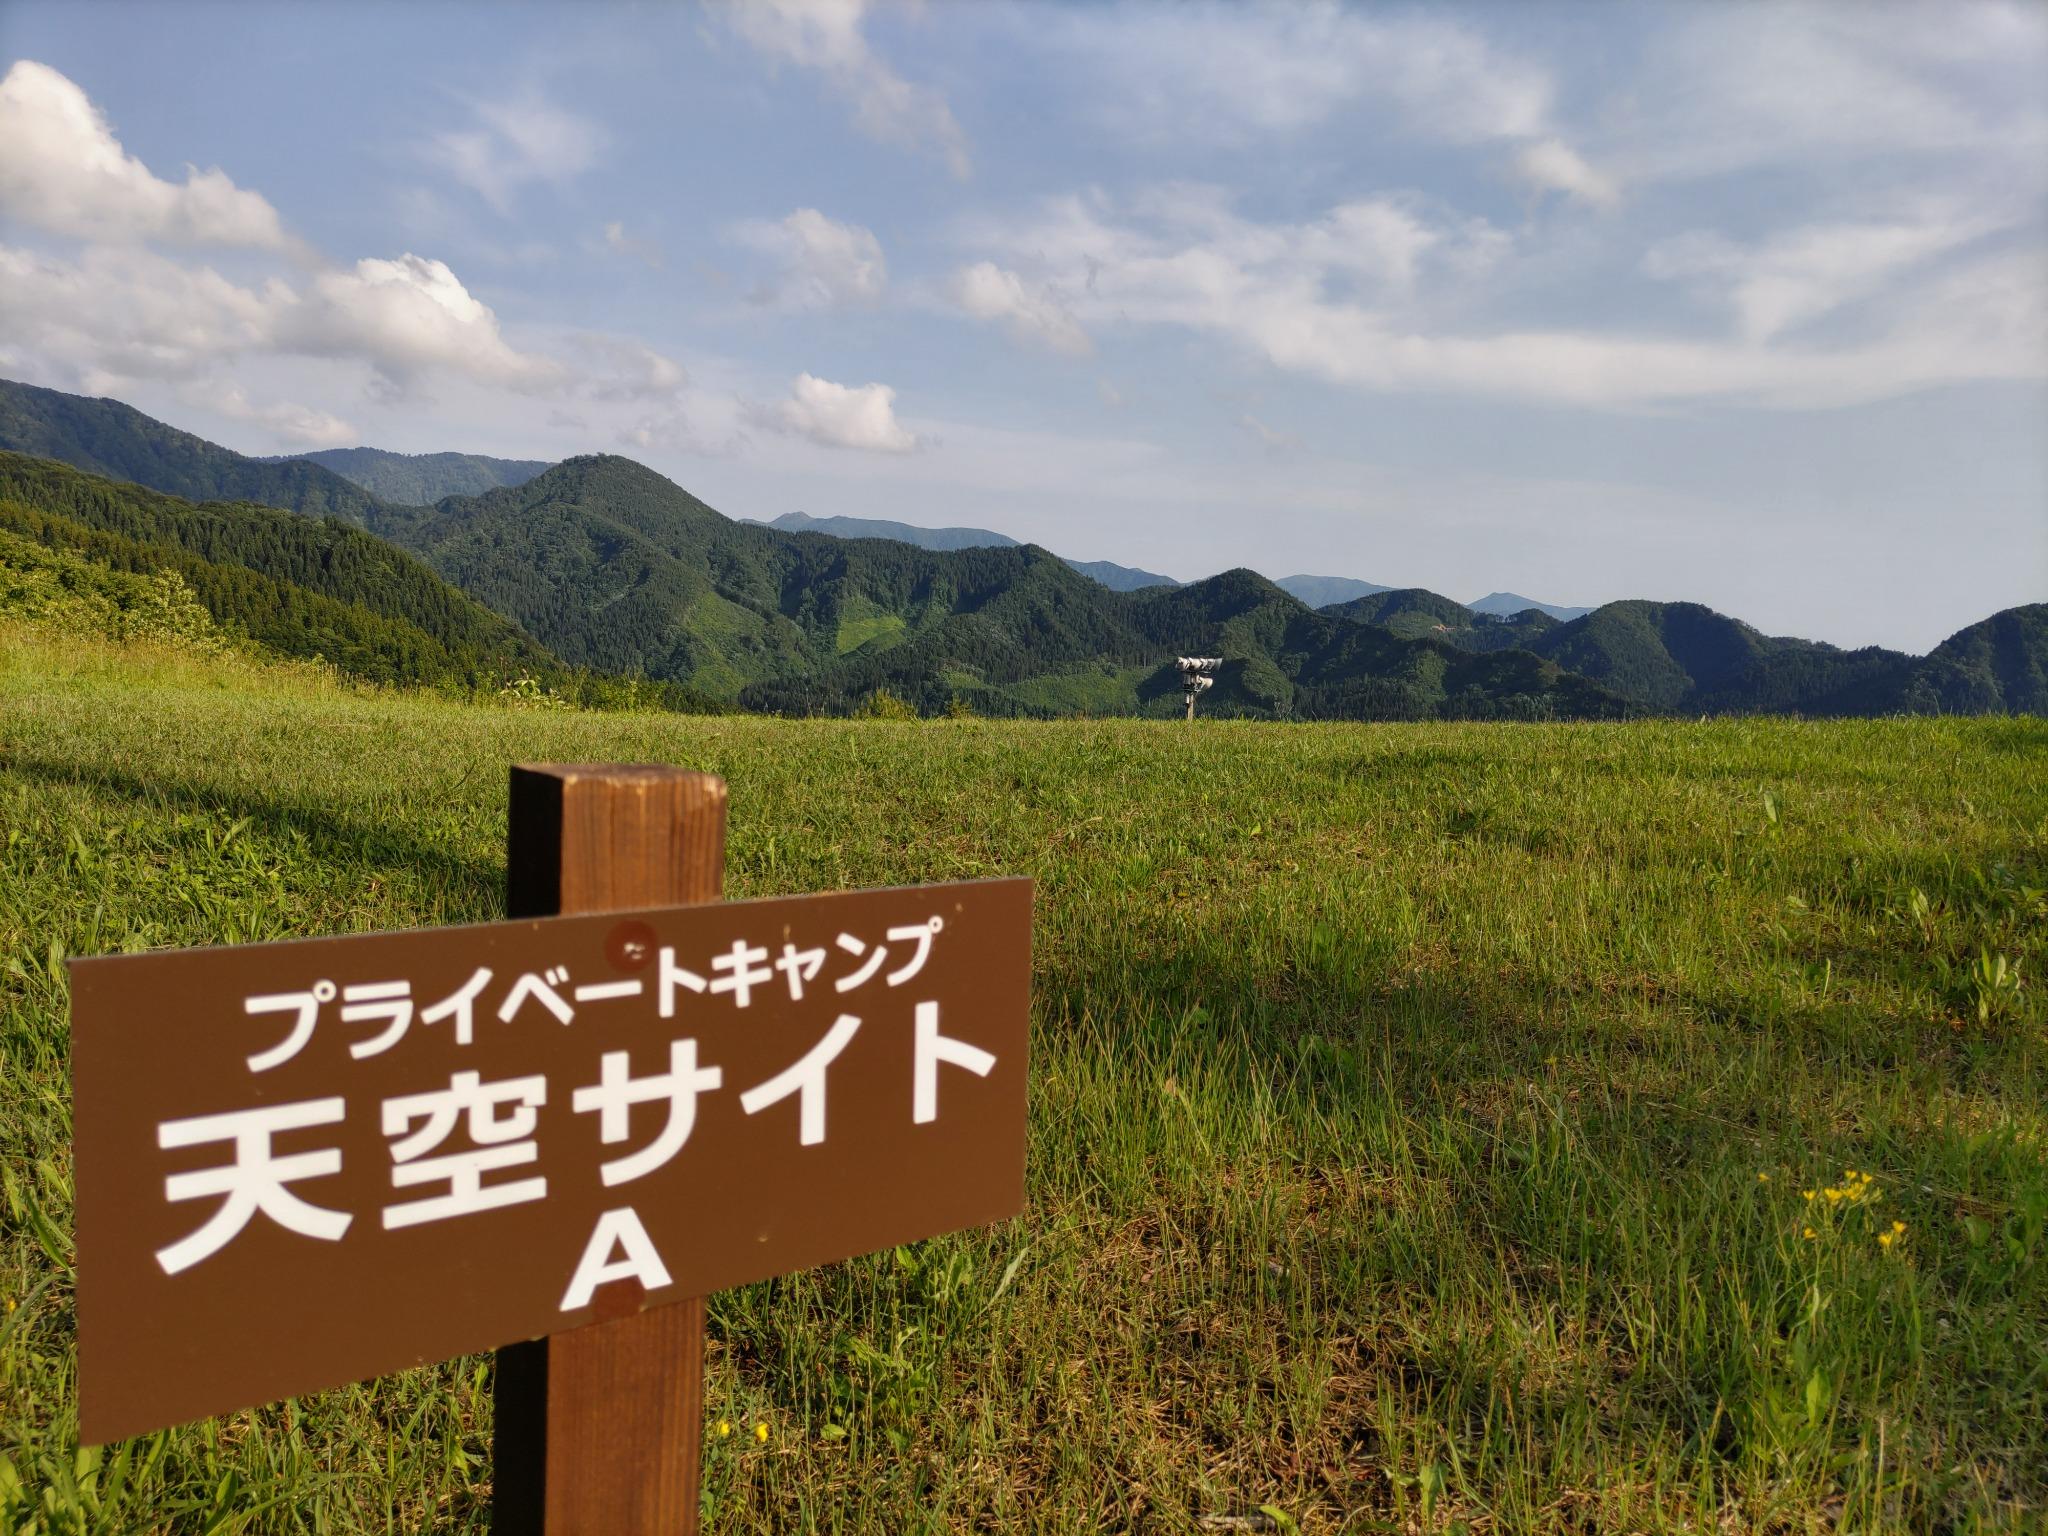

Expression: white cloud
xmin=727 ymin=208 xmax=886 ymax=309
xmin=1616 ymin=4 xmax=2048 ymax=184
xmin=945 ymin=261 xmax=1091 ymax=355
xmin=293 ymin=254 xmax=563 ymax=390
xmin=755 ymin=372 xmax=920 ymax=452
xmin=1645 ymin=209 xmax=2007 ymax=343
xmin=724 ymin=0 xmax=970 ymax=177
xmin=0 ymin=60 xmax=294 ymax=250
xmin=1237 ymin=413 xmax=1302 ymax=456
xmin=603 ymin=219 xmax=664 ymax=268
xmin=426 ymin=93 xmax=604 ymax=212
xmin=0 ymin=243 xmax=282 ymax=382
xmin=1512 ymin=138 xmax=1620 ymax=209
xmin=180 ymin=379 xmax=358 ymax=448
xmin=951 ymin=188 xmax=2047 ymax=410
xmin=0 ymin=241 xmax=697 ymax=408
xmin=1031 ymin=3 xmax=1552 ymax=145
xmin=570 ymin=333 xmax=687 ymax=400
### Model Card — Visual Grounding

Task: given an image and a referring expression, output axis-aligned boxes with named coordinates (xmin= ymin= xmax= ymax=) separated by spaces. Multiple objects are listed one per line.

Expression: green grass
xmin=2 ymin=628 xmax=2044 ymax=1533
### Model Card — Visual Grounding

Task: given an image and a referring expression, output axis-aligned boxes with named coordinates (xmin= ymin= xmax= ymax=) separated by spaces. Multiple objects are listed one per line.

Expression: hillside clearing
xmin=2 ymin=631 xmax=2044 ymax=1533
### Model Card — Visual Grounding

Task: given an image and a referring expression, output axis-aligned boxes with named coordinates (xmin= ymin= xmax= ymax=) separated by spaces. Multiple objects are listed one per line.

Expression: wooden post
xmin=493 ymin=764 xmax=727 ymax=1536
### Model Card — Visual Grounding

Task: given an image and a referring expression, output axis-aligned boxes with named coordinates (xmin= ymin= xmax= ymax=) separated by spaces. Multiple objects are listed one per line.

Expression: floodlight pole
xmin=1176 ymin=657 xmax=1219 ymax=722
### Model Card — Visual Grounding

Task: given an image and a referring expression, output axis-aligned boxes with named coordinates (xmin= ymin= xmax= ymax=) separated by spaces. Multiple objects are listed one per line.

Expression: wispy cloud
xmin=722 ymin=0 xmax=970 ymax=178
xmin=179 ymin=379 xmax=358 ymax=448
xmin=951 ymin=184 xmax=2043 ymax=410
xmin=1511 ymin=139 xmax=1620 ymax=210
xmin=425 ymin=91 xmax=604 ymax=213
xmin=944 ymin=262 xmax=1091 ymax=356
xmin=727 ymin=208 xmax=886 ymax=309
xmin=603 ymin=219 xmax=664 ymax=268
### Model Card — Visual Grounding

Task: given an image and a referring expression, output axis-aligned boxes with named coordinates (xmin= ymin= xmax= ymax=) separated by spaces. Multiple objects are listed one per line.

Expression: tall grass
xmin=2 ymin=630 xmax=2043 ymax=1532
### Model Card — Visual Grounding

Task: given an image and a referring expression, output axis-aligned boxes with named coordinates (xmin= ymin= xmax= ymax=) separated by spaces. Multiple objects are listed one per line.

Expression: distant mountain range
xmin=758 ymin=510 xmax=1180 ymax=592
xmin=1 ymin=378 xmax=2040 ymax=719
xmin=262 ymin=446 xmax=551 ymax=504
xmin=1469 ymin=591 xmax=1593 ymax=622
xmin=1273 ymin=574 xmax=1392 ymax=608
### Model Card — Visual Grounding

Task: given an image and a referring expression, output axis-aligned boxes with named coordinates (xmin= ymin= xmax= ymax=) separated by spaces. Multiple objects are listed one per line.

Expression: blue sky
xmin=1 ymin=0 xmax=2043 ymax=650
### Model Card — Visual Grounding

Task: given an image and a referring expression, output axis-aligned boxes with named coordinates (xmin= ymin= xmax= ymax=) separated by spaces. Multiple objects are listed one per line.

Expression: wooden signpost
xmin=69 ymin=764 xmax=1033 ymax=1533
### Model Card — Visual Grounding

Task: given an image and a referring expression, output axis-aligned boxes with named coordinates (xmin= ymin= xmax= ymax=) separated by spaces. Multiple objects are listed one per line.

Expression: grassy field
xmin=2 ymin=628 xmax=2044 ymax=1534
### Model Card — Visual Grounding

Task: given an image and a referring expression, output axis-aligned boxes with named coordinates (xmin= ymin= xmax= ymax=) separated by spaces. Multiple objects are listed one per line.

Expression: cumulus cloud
xmin=0 ymin=240 xmax=700 ymax=407
xmin=426 ymin=93 xmax=604 ymax=212
xmin=292 ymin=254 xmax=562 ymax=389
xmin=1512 ymin=138 xmax=1620 ymax=209
xmin=945 ymin=261 xmax=1091 ymax=355
xmin=755 ymin=372 xmax=920 ymax=452
xmin=0 ymin=243 xmax=282 ymax=382
xmin=727 ymin=208 xmax=886 ymax=309
xmin=724 ymin=0 xmax=970 ymax=177
xmin=0 ymin=60 xmax=295 ymax=250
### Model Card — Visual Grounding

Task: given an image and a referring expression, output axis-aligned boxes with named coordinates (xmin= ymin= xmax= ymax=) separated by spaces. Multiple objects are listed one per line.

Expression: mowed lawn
xmin=2 ymin=634 xmax=2044 ymax=1534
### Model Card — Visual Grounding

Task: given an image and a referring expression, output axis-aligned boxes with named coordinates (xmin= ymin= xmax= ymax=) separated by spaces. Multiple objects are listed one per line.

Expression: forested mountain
xmin=762 ymin=510 xmax=1180 ymax=591
xmin=1275 ymin=574 xmax=1391 ymax=607
xmin=0 ymin=452 xmax=555 ymax=687
xmin=0 ymin=380 xmax=384 ymax=523
xmin=1518 ymin=601 xmax=1923 ymax=713
xmin=368 ymin=455 xmax=1630 ymax=718
xmin=264 ymin=447 xmax=551 ymax=504
xmin=1323 ymin=587 xmax=1476 ymax=637
xmin=1893 ymin=605 xmax=2048 ymax=714
xmin=2 ymin=382 xmax=2040 ymax=720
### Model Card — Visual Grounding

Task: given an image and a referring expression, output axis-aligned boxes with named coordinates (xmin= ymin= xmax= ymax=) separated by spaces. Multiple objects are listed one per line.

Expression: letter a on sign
xmin=560 ymin=1207 xmax=673 ymax=1311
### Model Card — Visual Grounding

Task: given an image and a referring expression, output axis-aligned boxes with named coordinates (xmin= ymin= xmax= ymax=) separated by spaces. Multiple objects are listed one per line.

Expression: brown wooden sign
xmin=71 ymin=874 xmax=1032 ymax=1446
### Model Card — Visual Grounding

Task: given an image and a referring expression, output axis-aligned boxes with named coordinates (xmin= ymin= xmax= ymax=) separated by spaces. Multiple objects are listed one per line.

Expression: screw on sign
xmin=68 ymin=765 xmax=1033 ymax=1534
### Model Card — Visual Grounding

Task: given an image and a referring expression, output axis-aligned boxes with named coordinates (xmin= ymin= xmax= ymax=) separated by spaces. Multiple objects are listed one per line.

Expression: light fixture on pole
xmin=1177 ymin=656 xmax=1220 ymax=721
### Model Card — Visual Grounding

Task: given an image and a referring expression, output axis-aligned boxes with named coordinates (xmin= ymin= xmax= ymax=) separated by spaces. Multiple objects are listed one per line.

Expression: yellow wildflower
xmin=1803 ymin=1226 xmax=1817 ymax=1239
xmin=755 ymin=1421 xmax=770 ymax=1443
xmin=717 ymin=1420 xmax=731 ymax=1438
xmin=1758 ymin=1172 xmax=1771 ymax=1183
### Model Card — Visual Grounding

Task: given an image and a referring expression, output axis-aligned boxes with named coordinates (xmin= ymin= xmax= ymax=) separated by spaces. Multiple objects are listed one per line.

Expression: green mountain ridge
xmin=0 ymin=379 xmax=386 ymax=524
xmin=376 ymin=456 xmax=1636 ymax=719
xmin=1 ymin=379 xmax=2040 ymax=720
xmin=760 ymin=510 xmax=1182 ymax=591
xmin=0 ymin=452 xmax=554 ymax=687
xmin=262 ymin=446 xmax=552 ymax=504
